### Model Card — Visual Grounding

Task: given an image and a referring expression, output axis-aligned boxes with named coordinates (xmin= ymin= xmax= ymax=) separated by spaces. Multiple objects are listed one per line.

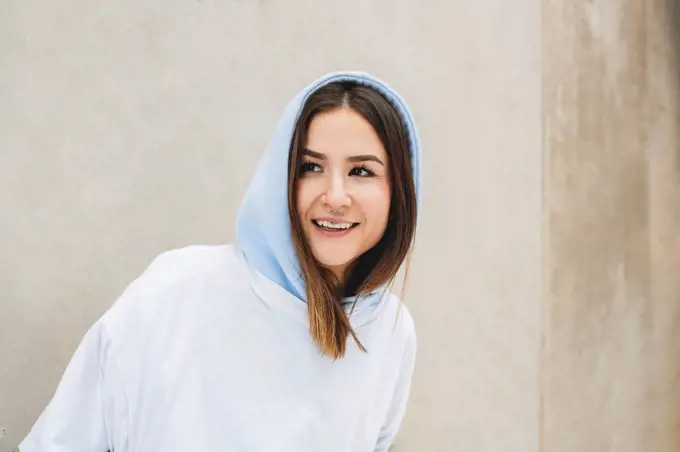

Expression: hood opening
xmin=235 ymin=71 xmax=422 ymax=302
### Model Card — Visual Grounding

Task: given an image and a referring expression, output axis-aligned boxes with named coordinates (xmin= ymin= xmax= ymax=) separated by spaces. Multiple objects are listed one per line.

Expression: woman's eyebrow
xmin=348 ymin=155 xmax=384 ymax=166
xmin=302 ymin=148 xmax=326 ymax=160
xmin=303 ymin=148 xmax=384 ymax=166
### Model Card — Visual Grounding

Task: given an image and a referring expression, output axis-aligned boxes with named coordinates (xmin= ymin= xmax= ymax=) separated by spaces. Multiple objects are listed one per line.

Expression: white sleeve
xmin=373 ymin=332 xmax=417 ymax=452
xmin=18 ymin=319 xmax=127 ymax=452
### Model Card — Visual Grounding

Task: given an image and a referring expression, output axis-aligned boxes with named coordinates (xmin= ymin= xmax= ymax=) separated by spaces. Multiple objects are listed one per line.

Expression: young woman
xmin=19 ymin=71 xmax=422 ymax=452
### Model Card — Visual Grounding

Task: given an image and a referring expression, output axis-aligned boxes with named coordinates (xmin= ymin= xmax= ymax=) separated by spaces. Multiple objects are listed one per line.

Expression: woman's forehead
xmin=305 ymin=109 xmax=386 ymax=158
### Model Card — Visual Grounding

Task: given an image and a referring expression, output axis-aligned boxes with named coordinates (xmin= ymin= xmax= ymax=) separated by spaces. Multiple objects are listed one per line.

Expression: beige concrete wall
xmin=9 ymin=1 xmax=680 ymax=451
xmin=0 ymin=2 xmax=542 ymax=451
xmin=541 ymin=1 xmax=680 ymax=451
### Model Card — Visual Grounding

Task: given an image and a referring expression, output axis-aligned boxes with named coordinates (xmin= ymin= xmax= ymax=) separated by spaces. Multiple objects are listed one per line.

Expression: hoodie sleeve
xmin=373 ymin=330 xmax=417 ymax=452
xmin=18 ymin=319 xmax=127 ymax=452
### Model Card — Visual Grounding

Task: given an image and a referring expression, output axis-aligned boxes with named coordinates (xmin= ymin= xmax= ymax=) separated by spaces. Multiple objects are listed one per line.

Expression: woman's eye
xmin=350 ymin=165 xmax=375 ymax=177
xmin=300 ymin=162 xmax=322 ymax=174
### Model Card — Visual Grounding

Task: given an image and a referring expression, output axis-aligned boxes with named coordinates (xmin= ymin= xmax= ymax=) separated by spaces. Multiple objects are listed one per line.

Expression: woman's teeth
xmin=314 ymin=220 xmax=355 ymax=230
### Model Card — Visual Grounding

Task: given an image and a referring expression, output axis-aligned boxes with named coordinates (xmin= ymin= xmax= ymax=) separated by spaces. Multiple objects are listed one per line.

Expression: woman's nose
xmin=322 ymin=174 xmax=351 ymax=210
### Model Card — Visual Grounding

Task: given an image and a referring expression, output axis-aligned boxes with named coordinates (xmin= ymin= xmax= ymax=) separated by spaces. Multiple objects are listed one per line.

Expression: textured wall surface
xmin=542 ymin=0 xmax=680 ymax=451
xmin=5 ymin=1 xmax=678 ymax=451
xmin=0 ymin=2 xmax=542 ymax=451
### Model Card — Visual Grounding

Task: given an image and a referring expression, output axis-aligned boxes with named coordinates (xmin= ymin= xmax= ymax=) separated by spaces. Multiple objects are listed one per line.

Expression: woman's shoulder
xmin=381 ymin=294 xmax=418 ymax=369
xmin=140 ymin=243 xmax=246 ymax=284
xmin=370 ymin=291 xmax=417 ymax=349
xmin=101 ymin=243 xmax=248 ymax=326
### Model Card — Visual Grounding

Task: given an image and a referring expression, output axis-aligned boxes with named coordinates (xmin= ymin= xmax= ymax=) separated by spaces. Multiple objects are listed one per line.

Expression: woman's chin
xmin=313 ymin=255 xmax=354 ymax=278
xmin=317 ymin=259 xmax=350 ymax=273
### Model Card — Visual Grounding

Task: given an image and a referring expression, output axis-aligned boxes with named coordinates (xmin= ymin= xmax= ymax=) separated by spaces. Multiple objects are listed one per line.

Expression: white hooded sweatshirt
xmin=19 ymin=71 xmax=422 ymax=452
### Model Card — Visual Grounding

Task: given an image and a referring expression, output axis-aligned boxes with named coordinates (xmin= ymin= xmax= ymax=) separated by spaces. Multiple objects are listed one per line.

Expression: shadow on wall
xmin=669 ymin=0 xmax=680 ymax=173
xmin=664 ymin=5 xmax=680 ymax=452
xmin=670 ymin=1 xmax=680 ymax=67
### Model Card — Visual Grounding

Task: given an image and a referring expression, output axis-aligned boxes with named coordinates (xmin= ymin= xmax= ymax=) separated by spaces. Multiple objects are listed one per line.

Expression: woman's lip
xmin=311 ymin=219 xmax=361 ymax=231
xmin=311 ymin=221 xmax=358 ymax=237
xmin=312 ymin=217 xmax=359 ymax=224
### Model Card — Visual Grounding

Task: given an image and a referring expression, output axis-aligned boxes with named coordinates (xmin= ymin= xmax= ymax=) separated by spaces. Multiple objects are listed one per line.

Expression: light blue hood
xmin=235 ymin=71 xmax=422 ymax=302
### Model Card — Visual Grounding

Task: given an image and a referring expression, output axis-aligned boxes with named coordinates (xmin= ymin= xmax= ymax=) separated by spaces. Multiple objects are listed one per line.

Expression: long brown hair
xmin=287 ymin=82 xmax=418 ymax=359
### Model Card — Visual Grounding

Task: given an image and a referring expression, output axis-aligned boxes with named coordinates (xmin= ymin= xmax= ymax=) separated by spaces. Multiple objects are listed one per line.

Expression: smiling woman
xmin=288 ymin=83 xmax=417 ymax=359
xmin=19 ymin=72 xmax=422 ymax=452
xmin=297 ymin=109 xmax=391 ymax=272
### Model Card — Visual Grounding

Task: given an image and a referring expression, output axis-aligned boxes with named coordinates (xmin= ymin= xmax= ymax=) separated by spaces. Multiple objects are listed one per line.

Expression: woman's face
xmin=296 ymin=107 xmax=391 ymax=280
